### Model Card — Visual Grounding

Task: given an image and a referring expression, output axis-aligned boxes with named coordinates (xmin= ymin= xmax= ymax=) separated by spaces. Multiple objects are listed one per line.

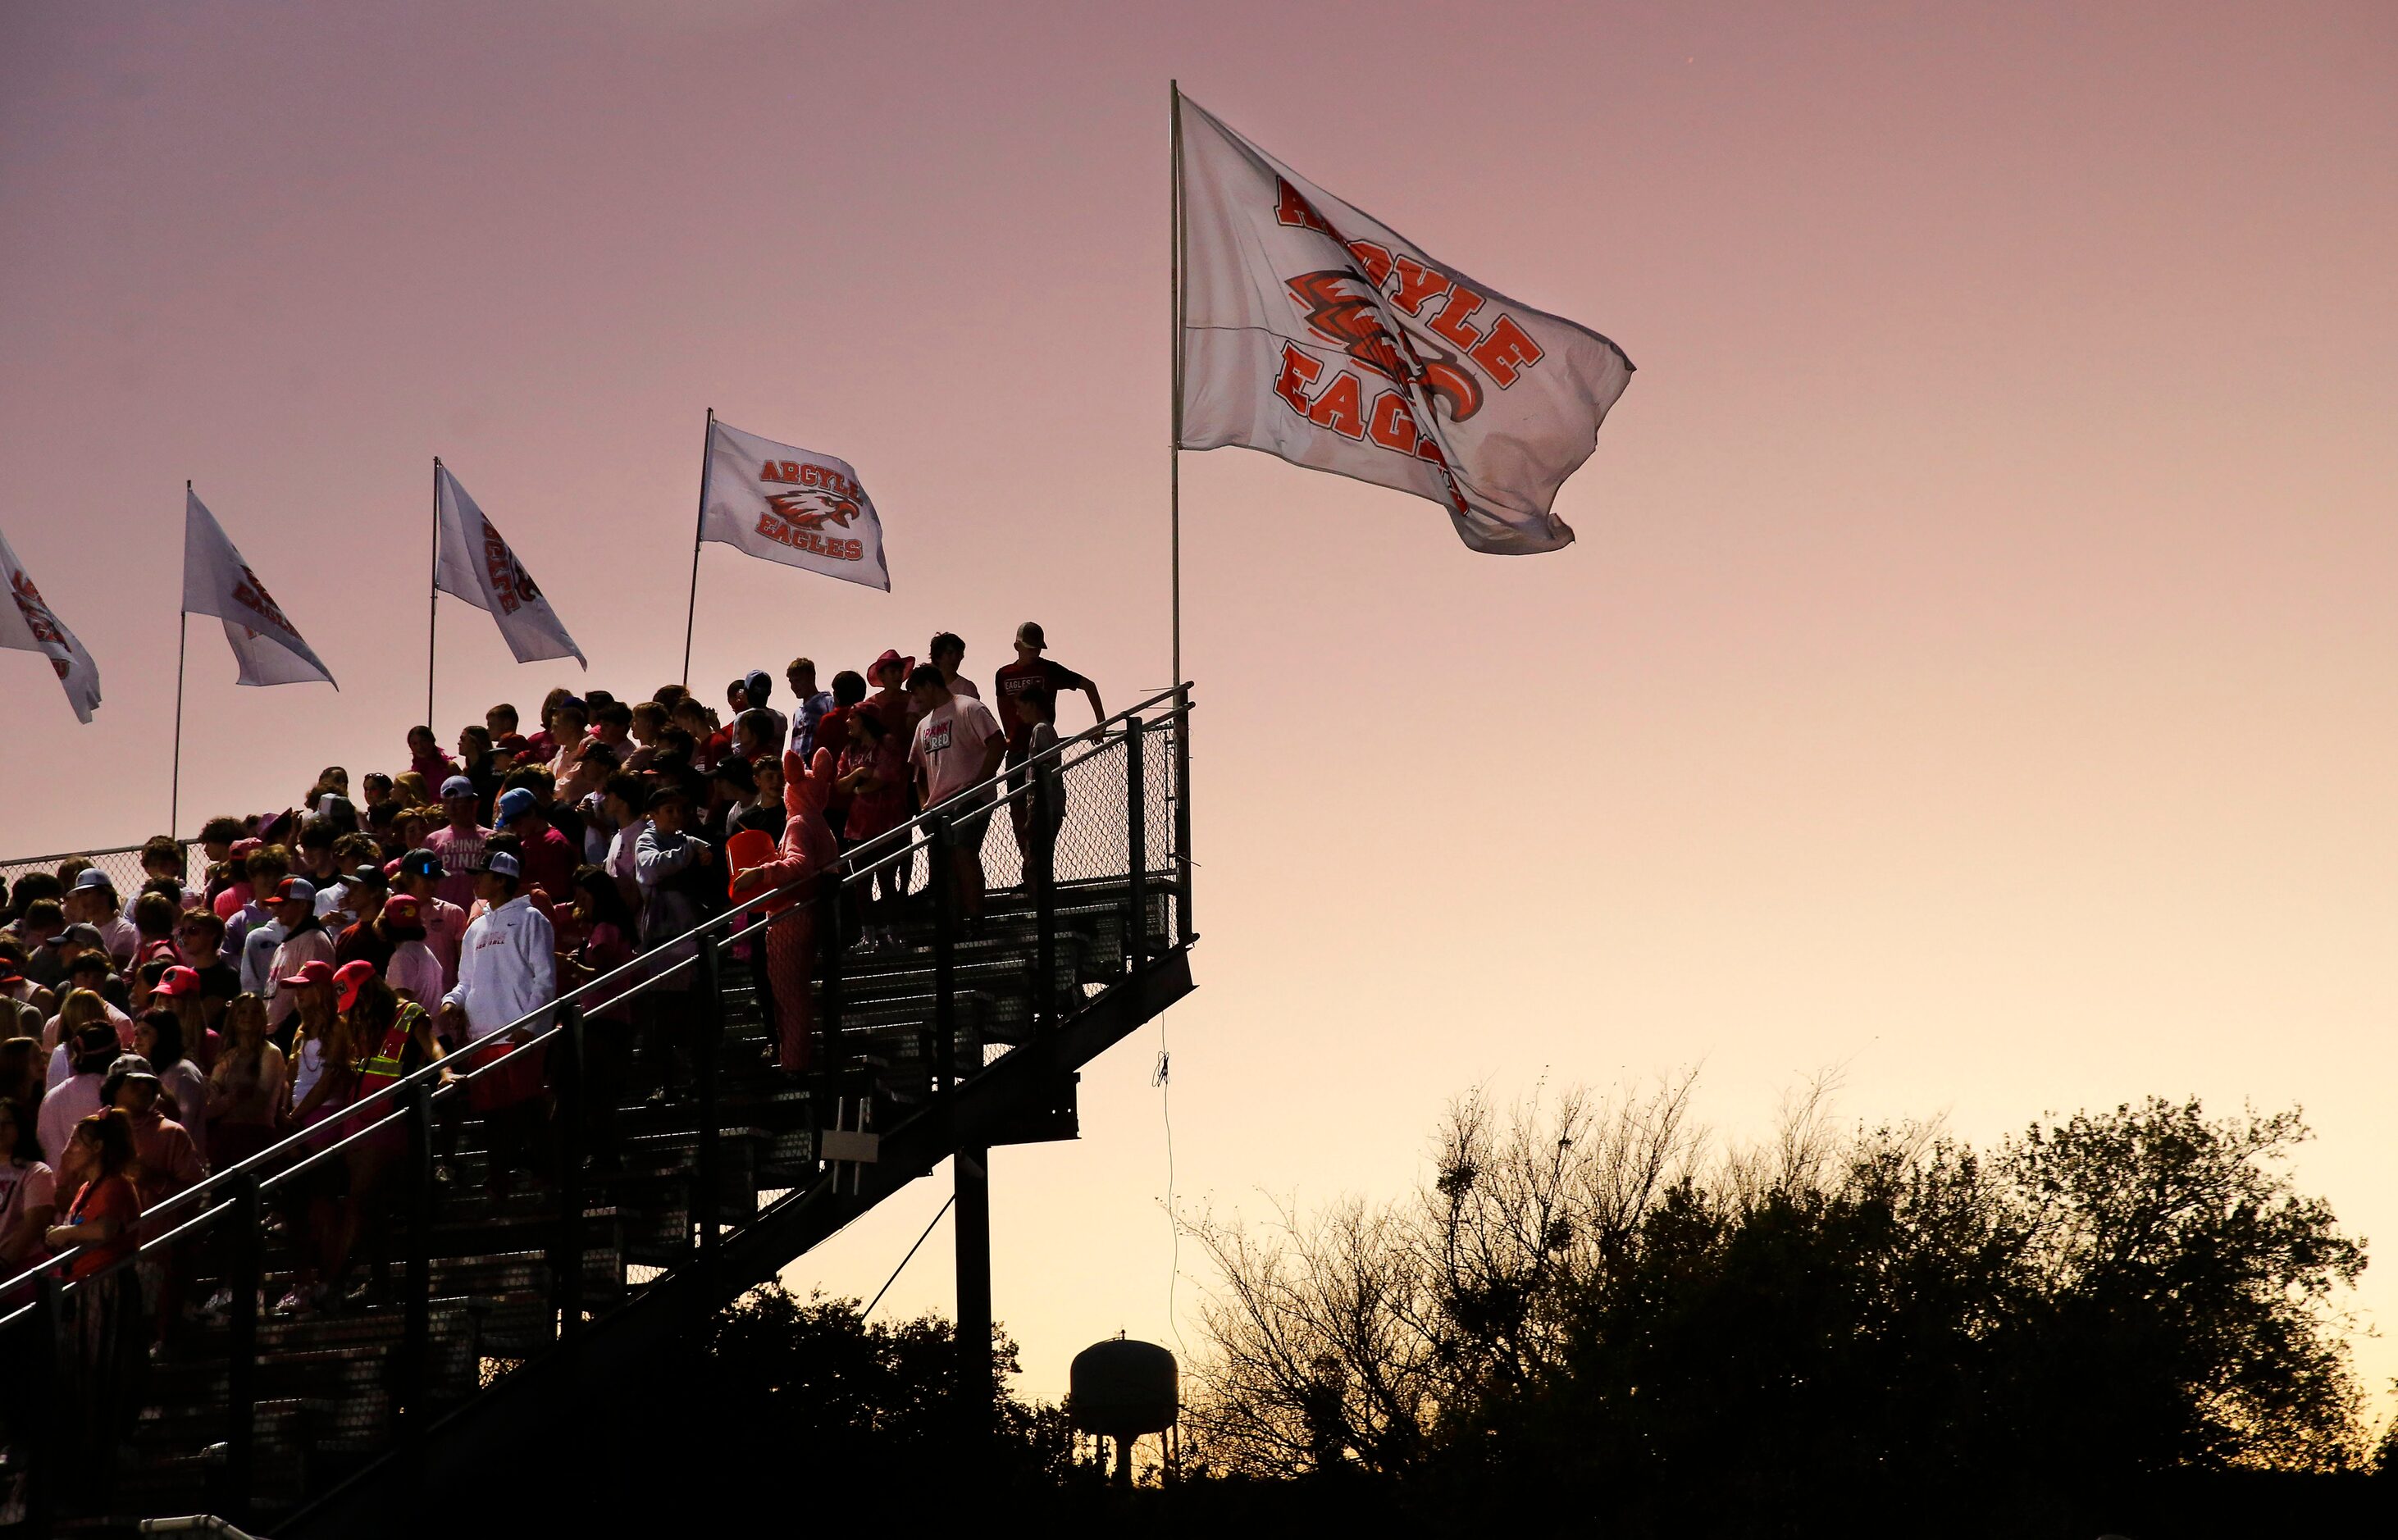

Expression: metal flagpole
xmin=681 ymin=408 xmax=714 ymax=689
xmin=427 ymin=458 xmax=440 ymax=730
xmin=1169 ymin=80 xmax=1184 ymax=690
xmin=171 ymin=481 xmax=191 ymax=838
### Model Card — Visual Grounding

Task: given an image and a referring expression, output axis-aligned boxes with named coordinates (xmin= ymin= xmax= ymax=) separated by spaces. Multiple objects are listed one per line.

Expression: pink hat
xmin=332 ymin=959 xmax=379 ymax=1013
xmin=153 ymin=965 xmax=202 ymax=1000
xmin=279 ymin=959 xmax=336 ymax=991
xmin=870 ymin=649 xmax=915 ymax=684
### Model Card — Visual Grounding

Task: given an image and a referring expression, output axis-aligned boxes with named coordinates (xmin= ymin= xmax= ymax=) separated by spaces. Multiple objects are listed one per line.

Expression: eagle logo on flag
xmin=1285 ymin=270 xmax=1484 ymax=424
xmin=764 ymin=490 xmax=860 ymax=531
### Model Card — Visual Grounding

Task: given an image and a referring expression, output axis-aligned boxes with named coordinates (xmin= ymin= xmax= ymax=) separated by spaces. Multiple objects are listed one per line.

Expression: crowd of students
xmin=0 ymin=622 xmax=1104 ymax=1326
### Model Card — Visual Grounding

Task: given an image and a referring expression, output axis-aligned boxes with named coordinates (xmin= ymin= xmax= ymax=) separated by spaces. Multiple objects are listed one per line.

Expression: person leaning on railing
xmin=437 ymin=849 xmax=556 ymax=1197
xmin=905 ymin=664 xmax=1006 ymax=927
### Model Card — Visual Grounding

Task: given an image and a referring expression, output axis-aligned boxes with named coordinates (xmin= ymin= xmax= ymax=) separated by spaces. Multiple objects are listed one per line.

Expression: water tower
xmin=1069 ymin=1337 xmax=1178 ymax=1487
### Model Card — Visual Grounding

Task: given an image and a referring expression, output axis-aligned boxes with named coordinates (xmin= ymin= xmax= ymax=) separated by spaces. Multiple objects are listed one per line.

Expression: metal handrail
xmin=0 ymin=683 xmax=1192 ymax=1317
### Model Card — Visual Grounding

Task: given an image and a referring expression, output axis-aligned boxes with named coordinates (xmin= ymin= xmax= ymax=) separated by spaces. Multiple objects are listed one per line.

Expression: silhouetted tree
xmin=1185 ymin=1083 xmax=2375 ymax=1535
xmin=699 ymin=1284 xmax=1076 ymax=1488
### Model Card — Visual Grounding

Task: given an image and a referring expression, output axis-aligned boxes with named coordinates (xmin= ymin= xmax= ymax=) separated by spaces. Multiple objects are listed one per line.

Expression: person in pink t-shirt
xmin=424 ymin=777 xmax=491 ymax=913
xmin=905 ymin=666 xmax=1006 ymax=923
xmin=391 ymin=848 xmax=468 ymax=991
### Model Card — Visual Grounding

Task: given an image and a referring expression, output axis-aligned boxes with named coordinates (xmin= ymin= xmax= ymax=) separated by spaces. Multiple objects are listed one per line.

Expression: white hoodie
xmin=442 ymin=894 xmax=556 ymax=1041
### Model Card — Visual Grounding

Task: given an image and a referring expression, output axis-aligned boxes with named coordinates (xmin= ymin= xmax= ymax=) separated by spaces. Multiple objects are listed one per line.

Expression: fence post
xmin=695 ymin=933 xmax=723 ymax=1269
xmin=401 ymin=1078 xmax=433 ymax=1427
xmin=1173 ymin=684 xmax=1193 ymax=947
xmin=932 ymin=818 xmax=958 ymax=1096
xmin=1033 ymin=754 xmax=1058 ymax=1032
xmin=819 ymin=878 xmax=844 ymax=1074
xmin=816 ymin=878 xmax=845 ymax=1182
xmin=225 ymin=1170 xmax=262 ymax=1524
xmin=26 ymin=1269 xmax=60 ymax=1535
xmin=553 ymin=1001 xmax=585 ymax=1346
xmin=1124 ymin=715 xmax=1147 ymax=980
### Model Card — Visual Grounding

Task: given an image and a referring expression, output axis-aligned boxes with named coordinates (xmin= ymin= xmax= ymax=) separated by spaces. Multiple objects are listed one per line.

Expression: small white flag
xmin=0 ymin=522 xmax=103 ymax=723
xmin=435 ymin=463 xmax=586 ymax=668
xmin=1177 ymin=94 xmax=1634 ymax=554
xmin=700 ymin=417 xmax=891 ymax=592
xmin=182 ymin=490 xmax=337 ymax=688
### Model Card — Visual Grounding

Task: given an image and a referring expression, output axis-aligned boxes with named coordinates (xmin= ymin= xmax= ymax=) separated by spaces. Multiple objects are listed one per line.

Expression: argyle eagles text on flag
xmin=1177 ymin=95 xmax=1634 ymax=555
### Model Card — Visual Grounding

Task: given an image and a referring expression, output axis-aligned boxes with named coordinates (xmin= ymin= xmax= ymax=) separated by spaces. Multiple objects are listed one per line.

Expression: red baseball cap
xmin=381 ymin=894 xmax=422 ymax=926
xmin=153 ymin=965 xmax=202 ymax=1000
xmin=279 ymin=959 xmax=335 ymax=990
xmin=332 ymin=959 xmax=379 ymax=1013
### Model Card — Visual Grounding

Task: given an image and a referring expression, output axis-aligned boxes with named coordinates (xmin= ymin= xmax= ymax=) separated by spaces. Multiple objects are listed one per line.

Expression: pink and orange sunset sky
xmin=3 ymin=1 xmax=2394 ymax=1408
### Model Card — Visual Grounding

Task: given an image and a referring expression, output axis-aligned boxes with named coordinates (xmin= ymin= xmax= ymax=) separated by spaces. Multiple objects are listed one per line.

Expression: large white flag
xmin=0 ymin=522 xmax=103 ymax=723
xmin=435 ymin=463 xmax=586 ymax=668
xmin=1176 ymin=94 xmax=1634 ymax=554
xmin=700 ymin=417 xmax=891 ymax=591
xmin=182 ymin=490 xmax=336 ymax=688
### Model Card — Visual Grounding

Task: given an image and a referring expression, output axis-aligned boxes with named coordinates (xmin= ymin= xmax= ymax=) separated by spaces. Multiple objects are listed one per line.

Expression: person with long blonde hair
xmin=205 ymin=992 xmax=285 ymax=1170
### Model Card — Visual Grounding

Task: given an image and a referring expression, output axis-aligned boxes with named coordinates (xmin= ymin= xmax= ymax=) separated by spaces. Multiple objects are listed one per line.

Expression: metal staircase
xmin=0 ymin=686 xmax=1196 ymax=1536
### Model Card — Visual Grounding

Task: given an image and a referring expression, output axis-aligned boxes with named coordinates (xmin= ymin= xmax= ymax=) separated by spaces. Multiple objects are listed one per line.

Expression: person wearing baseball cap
xmin=36 ymin=1020 xmax=125 ymax=1160
xmin=62 ymin=946 xmax=133 ymax=1018
xmin=390 ymin=848 xmax=469 ymax=995
xmin=993 ymin=621 xmax=1105 ymax=869
xmin=495 ymin=786 xmax=577 ymax=904
xmin=440 ymin=843 xmax=556 ymax=1195
xmin=736 ymin=670 xmax=788 ymax=751
xmin=632 ymin=783 xmax=714 ymax=1099
xmin=333 ymin=865 xmax=394 ymax=973
xmin=426 ymin=775 xmax=493 ymax=914
xmin=106 ymin=1048 xmax=203 ymax=1213
xmin=376 ymin=893 xmax=445 ymax=1006
xmin=67 ymin=867 xmax=139 ymax=971
xmin=130 ymin=1007 xmax=212 ymax=1178
xmin=278 ymin=958 xmax=336 ymax=993
xmin=149 ymin=962 xmax=221 ymax=1074
xmin=329 ymin=958 xmax=380 ymax=1015
xmin=264 ymin=877 xmax=336 ymax=1032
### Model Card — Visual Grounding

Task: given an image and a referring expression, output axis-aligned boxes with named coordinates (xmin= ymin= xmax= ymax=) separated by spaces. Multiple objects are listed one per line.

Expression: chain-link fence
xmin=901 ymin=713 xmax=1183 ymax=949
xmin=0 ymin=840 xmax=200 ymax=909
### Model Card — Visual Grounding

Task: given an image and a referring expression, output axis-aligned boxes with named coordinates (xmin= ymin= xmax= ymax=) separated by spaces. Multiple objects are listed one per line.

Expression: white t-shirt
xmin=909 ymin=695 xmax=1005 ymax=808
xmin=291 ymin=1032 xmax=329 ymax=1107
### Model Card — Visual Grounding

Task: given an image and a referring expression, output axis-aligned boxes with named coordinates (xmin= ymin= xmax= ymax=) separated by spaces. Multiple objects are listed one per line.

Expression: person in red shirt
xmin=335 ymin=866 xmax=394 ymax=973
xmin=47 ymin=1106 xmax=140 ymax=1280
xmin=837 ymin=706 xmax=912 ymax=950
xmin=992 ymin=621 xmax=1104 ymax=867
xmin=496 ymin=788 xmax=577 ymax=906
xmin=406 ymin=724 xmax=459 ymax=786
xmin=992 ymin=621 xmax=1105 ymax=752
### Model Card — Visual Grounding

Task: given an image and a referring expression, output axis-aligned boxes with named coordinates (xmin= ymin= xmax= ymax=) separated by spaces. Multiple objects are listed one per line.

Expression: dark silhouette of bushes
xmin=1183 ymin=1081 xmax=2386 ymax=1535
